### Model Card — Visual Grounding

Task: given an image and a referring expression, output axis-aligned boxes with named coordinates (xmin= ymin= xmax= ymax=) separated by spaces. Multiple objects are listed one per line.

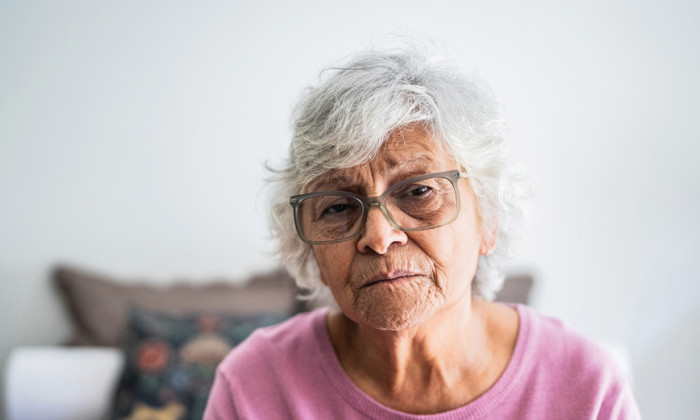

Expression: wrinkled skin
xmin=309 ymin=127 xmax=487 ymax=331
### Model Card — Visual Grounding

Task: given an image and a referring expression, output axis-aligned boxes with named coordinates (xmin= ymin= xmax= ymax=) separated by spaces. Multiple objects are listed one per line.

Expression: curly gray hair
xmin=268 ymin=47 xmax=527 ymax=300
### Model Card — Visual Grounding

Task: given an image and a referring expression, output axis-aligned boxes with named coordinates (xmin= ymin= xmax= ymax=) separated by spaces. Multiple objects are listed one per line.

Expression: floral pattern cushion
xmin=112 ymin=308 xmax=290 ymax=420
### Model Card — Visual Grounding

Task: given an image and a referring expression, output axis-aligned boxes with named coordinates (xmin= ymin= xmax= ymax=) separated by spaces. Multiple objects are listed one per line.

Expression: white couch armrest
xmin=5 ymin=346 xmax=124 ymax=420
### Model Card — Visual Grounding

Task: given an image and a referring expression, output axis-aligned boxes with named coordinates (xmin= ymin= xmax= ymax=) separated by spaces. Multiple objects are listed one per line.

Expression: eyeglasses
xmin=290 ymin=170 xmax=467 ymax=245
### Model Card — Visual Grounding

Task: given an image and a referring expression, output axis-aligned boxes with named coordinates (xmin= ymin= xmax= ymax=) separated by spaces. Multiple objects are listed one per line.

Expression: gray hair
xmin=268 ymin=47 xmax=527 ymax=300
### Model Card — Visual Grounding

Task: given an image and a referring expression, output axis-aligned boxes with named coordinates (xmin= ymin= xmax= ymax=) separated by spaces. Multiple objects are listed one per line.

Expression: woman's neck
xmin=326 ymin=298 xmax=518 ymax=414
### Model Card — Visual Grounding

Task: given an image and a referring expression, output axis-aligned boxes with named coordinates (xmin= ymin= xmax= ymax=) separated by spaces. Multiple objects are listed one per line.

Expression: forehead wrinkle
xmin=304 ymin=131 xmax=451 ymax=194
xmin=305 ymin=172 xmax=353 ymax=192
xmin=380 ymin=153 xmax=445 ymax=183
xmin=305 ymin=152 xmax=447 ymax=194
xmin=304 ymin=165 xmax=371 ymax=193
xmin=388 ymin=154 xmax=434 ymax=171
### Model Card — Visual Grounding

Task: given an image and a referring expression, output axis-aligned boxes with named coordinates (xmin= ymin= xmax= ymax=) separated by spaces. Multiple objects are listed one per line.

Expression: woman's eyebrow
xmin=393 ymin=164 xmax=433 ymax=180
xmin=386 ymin=153 xmax=432 ymax=169
xmin=306 ymin=173 xmax=357 ymax=191
xmin=389 ymin=156 xmax=435 ymax=178
xmin=306 ymin=155 xmax=438 ymax=191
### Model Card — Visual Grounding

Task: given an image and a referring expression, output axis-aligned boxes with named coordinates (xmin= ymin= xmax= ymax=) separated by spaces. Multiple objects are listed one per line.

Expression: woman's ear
xmin=479 ymin=229 xmax=497 ymax=256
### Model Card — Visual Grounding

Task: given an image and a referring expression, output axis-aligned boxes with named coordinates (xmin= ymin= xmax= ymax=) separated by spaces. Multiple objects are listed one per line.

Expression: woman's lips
xmin=361 ymin=271 xmax=421 ymax=288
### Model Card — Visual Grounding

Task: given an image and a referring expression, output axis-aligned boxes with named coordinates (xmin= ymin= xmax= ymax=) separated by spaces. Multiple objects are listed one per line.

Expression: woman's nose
xmin=356 ymin=205 xmax=407 ymax=254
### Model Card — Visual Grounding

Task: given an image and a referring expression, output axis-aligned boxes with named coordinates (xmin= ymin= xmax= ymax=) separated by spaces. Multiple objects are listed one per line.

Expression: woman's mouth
xmin=361 ymin=271 xmax=421 ymax=288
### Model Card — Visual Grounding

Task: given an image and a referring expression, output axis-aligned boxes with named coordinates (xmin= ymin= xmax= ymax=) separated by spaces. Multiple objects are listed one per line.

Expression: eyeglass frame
xmin=289 ymin=169 xmax=468 ymax=245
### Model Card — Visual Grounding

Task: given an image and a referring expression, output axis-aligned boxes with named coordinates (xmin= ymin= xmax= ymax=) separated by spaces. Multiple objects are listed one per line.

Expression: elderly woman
xmin=204 ymin=48 xmax=640 ymax=419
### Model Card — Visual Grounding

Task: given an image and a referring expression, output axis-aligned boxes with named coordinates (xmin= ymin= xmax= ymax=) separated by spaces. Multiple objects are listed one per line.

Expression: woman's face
xmin=309 ymin=127 xmax=489 ymax=331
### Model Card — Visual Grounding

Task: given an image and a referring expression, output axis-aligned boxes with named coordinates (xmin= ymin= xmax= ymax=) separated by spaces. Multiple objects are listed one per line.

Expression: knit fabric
xmin=204 ymin=304 xmax=640 ymax=419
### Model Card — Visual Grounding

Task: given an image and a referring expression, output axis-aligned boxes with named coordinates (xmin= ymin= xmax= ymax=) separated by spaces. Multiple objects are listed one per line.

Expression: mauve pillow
xmin=54 ymin=265 xmax=304 ymax=347
xmin=494 ymin=273 xmax=534 ymax=305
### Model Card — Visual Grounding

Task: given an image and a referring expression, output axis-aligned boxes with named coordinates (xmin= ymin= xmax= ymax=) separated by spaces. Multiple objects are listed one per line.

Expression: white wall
xmin=1 ymin=1 xmax=699 ymax=418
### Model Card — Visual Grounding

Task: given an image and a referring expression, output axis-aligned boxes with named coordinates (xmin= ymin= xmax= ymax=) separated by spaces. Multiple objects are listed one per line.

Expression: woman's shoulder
xmin=205 ymin=308 xmax=337 ymax=419
xmin=482 ymin=305 xmax=641 ymax=419
xmin=216 ymin=308 xmax=328 ymax=377
xmin=516 ymin=305 xmax=638 ymax=412
xmin=518 ymin=304 xmax=615 ymax=370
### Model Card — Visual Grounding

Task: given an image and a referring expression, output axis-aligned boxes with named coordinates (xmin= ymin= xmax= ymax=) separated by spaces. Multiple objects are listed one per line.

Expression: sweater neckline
xmin=311 ymin=304 xmax=532 ymax=420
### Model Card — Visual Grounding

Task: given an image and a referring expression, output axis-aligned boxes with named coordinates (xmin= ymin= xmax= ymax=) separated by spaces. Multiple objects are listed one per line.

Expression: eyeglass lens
xmin=297 ymin=175 xmax=458 ymax=243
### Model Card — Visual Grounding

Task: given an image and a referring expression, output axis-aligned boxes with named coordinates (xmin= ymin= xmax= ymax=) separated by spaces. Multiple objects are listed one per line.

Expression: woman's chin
xmin=349 ymin=282 xmax=444 ymax=331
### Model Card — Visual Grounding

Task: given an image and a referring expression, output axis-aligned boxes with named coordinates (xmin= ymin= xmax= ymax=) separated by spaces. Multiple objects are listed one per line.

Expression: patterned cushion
xmin=112 ymin=309 xmax=290 ymax=420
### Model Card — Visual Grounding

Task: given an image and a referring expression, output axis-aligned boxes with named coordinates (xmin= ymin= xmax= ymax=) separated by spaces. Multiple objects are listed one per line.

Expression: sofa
xmin=4 ymin=265 xmax=535 ymax=420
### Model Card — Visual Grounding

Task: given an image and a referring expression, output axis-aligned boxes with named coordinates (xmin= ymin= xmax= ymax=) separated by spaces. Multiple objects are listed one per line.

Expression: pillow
xmin=112 ymin=308 xmax=290 ymax=420
xmin=494 ymin=273 xmax=534 ymax=305
xmin=54 ymin=265 xmax=305 ymax=347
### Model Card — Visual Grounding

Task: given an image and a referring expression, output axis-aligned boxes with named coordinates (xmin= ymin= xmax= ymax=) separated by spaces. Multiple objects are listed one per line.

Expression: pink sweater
xmin=204 ymin=305 xmax=640 ymax=419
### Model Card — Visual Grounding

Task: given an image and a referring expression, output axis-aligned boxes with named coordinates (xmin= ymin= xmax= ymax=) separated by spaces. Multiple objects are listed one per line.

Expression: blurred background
xmin=1 ymin=0 xmax=699 ymax=418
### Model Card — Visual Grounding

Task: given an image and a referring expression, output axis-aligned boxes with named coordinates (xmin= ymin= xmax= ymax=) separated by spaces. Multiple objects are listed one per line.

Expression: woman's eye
xmin=323 ymin=204 xmax=350 ymax=215
xmin=405 ymin=185 xmax=431 ymax=196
